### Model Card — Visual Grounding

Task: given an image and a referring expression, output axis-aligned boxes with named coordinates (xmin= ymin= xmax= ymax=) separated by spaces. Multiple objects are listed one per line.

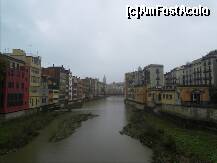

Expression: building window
xmin=8 ymin=82 xmax=11 ymax=88
xmin=16 ymin=83 xmax=19 ymax=89
xmin=30 ymin=98 xmax=34 ymax=106
xmin=0 ymin=91 xmax=3 ymax=109
xmin=42 ymin=98 xmax=47 ymax=104
xmin=11 ymin=70 xmax=14 ymax=76
xmin=21 ymin=83 xmax=24 ymax=89
xmin=12 ymin=63 xmax=15 ymax=69
xmin=8 ymin=82 xmax=14 ymax=88
xmin=7 ymin=93 xmax=23 ymax=107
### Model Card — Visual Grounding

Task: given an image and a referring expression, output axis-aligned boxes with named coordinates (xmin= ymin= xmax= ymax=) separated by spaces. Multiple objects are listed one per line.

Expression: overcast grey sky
xmin=1 ymin=0 xmax=217 ymax=83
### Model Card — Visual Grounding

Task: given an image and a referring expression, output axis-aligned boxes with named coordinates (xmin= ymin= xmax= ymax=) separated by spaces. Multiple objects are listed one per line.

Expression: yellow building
xmin=147 ymin=86 xmax=210 ymax=106
xmin=10 ymin=49 xmax=42 ymax=109
xmin=147 ymin=88 xmax=162 ymax=106
xmin=160 ymin=89 xmax=178 ymax=105
xmin=48 ymin=90 xmax=59 ymax=105
xmin=134 ymin=86 xmax=147 ymax=104
xmin=147 ymin=88 xmax=180 ymax=106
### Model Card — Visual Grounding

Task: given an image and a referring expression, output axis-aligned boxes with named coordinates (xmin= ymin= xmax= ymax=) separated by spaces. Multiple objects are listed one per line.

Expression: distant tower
xmin=103 ymin=75 xmax=106 ymax=84
xmin=138 ymin=66 xmax=142 ymax=72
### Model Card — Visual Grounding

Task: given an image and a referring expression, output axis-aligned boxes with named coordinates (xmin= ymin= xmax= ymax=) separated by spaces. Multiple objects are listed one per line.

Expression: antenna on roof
xmin=28 ymin=44 xmax=32 ymax=54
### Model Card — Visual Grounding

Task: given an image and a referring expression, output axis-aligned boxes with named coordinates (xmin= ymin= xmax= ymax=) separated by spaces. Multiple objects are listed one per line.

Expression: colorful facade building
xmin=0 ymin=54 xmax=29 ymax=116
xmin=47 ymin=76 xmax=59 ymax=108
xmin=42 ymin=65 xmax=68 ymax=108
xmin=133 ymin=86 xmax=147 ymax=104
xmin=77 ymin=78 xmax=84 ymax=100
xmin=82 ymin=77 xmax=93 ymax=100
xmin=64 ymin=69 xmax=70 ymax=105
xmin=147 ymin=88 xmax=178 ymax=107
xmin=146 ymin=86 xmax=210 ymax=107
xmin=67 ymin=71 xmax=73 ymax=104
xmin=97 ymin=81 xmax=106 ymax=96
xmin=125 ymin=71 xmax=136 ymax=100
xmin=177 ymin=86 xmax=210 ymax=106
xmin=125 ymin=64 xmax=164 ymax=102
xmin=40 ymin=75 xmax=49 ymax=108
xmin=82 ymin=77 xmax=106 ymax=100
xmin=9 ymin=49 xmax=42 ymax=110
xmin=72 ymin=76 xmax=84 ymax=101
xmin=106 ymin=82 xmax=124 ymax=96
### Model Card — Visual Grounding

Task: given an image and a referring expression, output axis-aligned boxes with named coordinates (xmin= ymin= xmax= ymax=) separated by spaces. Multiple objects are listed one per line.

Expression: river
xmin=1 ymin=96 xmax=152 ymax=163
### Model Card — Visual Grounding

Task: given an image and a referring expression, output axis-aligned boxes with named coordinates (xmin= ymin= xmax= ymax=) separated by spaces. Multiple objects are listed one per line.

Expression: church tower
xmin=103 ymin=75 xmax=106 ymax=84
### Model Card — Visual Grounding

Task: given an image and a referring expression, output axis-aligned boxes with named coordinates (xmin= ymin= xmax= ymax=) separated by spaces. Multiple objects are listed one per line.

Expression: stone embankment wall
xmin=125 ymin=100 xmax=145 ymax=110
xmin=125 ymin=99 xmax=217 ymax=130
xmin=159 ymin=105 xmax=217 ymax=123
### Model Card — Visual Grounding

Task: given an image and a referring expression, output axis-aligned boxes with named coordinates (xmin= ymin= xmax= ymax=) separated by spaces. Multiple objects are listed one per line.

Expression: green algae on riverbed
xmin=120 ymin=109 xmax=217 ymax=163
xmin=0 ymin=112 xmax=61 ymax=155
xmin=49 ymin=113 xmax=98 ymax=142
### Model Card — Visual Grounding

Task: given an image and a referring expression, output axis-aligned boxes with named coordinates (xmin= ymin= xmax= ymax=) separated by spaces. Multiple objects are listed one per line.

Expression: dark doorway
xmin=191 ymin=92 xmax=201 ymax=104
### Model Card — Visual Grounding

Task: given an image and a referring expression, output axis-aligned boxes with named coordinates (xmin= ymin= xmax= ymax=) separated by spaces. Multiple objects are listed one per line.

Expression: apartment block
xmin=72 ymin=76 xmax=84 ymax=101
xmin=125 ymin=64 xmax=164 ymax=101
xmin=40 ymin=75 xmax=49 ymax=107
xmin=47 ymin=76 xmax=59 ymax=107
xmin=42 ymin=65 xmax=68 ymax=108
xmin=144 ymin=64 xmax=164 ymax=88
xmin=165 ymin=50 xmax=217 ymax=88
xmin=0 ymin=53 xmax=29 ymax=116
xmin=9 ymin=49 xmax=42 ymax=109
xmin=106 ymin=82 xmax=124 ymax=95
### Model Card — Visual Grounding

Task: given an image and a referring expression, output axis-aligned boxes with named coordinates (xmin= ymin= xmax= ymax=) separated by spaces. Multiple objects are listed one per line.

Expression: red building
xmin=0 ymin=54 xmax=29 ymax=115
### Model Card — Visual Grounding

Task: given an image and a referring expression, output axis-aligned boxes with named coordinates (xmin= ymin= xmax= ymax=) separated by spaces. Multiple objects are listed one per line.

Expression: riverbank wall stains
xmin=125 ymin=99 xmax=217 ymax=131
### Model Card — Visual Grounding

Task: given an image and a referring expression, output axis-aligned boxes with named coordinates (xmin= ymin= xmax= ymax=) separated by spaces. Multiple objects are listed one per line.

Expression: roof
xmin=145 ymin=64 xmax=164 ymax=68
xmin=1 ymin=53 xmax=25 ymax=64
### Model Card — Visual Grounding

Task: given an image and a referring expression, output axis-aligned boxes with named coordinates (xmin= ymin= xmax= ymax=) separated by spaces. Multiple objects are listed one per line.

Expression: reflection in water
xmin=1 ymin=96 xmax=152 ymax=163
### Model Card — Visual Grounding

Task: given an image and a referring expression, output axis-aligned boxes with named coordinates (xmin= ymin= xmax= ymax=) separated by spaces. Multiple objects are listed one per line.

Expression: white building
xmin=68 ymin=71 xmax=73 ymax=102
xmin=165 ymin=50 xmax=217 ymax=87
xmin=144 ymin=64 xmax=164 ymax=88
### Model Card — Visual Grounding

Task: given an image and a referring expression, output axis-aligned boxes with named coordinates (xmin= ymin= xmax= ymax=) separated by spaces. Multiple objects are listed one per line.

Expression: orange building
xmin=134 ymin=86 xmax=147 ymax=104
xmin=177 ymin=86 xmax=210 ymax=105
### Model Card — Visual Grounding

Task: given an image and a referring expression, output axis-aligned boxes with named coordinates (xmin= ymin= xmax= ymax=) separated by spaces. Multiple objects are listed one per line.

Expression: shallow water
xmin=1 ymin=96 xmax=152 ymax=163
